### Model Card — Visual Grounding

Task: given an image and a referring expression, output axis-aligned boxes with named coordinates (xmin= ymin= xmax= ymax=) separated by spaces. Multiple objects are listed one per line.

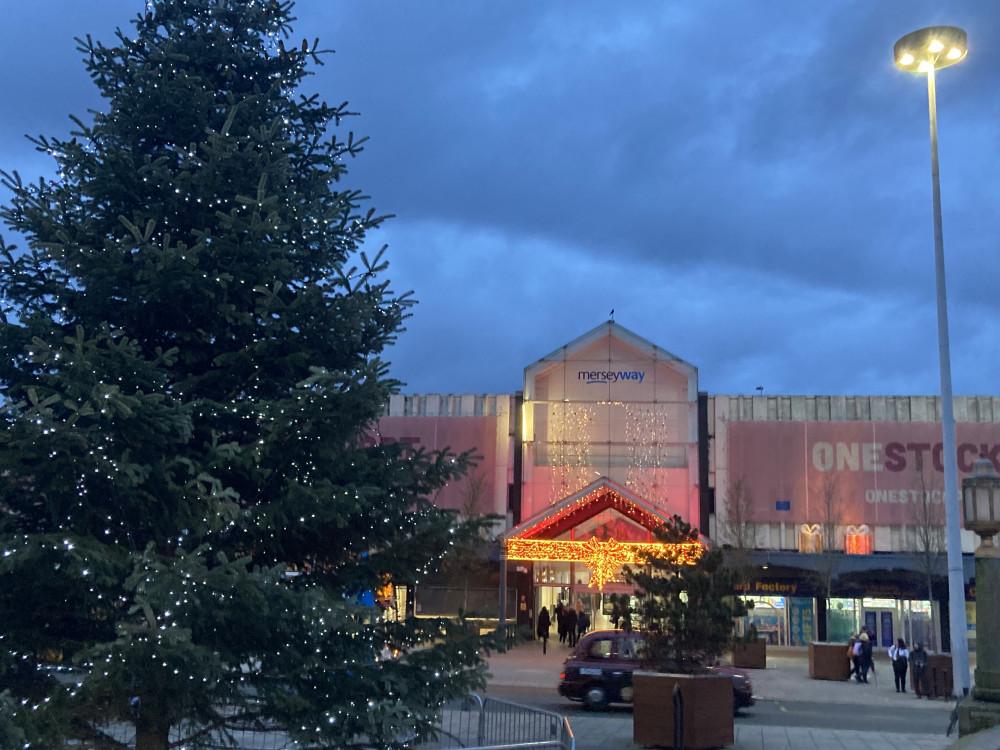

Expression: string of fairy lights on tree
xmin=0 ymin=1 xmax=489 ymax=748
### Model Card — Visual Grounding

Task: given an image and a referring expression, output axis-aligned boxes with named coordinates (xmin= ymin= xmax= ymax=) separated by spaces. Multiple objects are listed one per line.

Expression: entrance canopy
xmin=501 ymin=477 xmax=702 ymax=589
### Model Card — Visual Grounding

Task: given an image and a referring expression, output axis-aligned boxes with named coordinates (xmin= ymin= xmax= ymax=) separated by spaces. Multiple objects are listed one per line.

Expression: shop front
xmin=502 ymin=477 xmax=702 ymax=635
xmin=735 ymin=590 xmax=940 ymax=649
xmin=734 ymin=550 xmax=973 ymax=650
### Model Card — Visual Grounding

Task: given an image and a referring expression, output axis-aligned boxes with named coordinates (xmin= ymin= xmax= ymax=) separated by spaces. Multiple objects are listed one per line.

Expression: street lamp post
xmin=893 ymin=25 xmax=970 ymax=698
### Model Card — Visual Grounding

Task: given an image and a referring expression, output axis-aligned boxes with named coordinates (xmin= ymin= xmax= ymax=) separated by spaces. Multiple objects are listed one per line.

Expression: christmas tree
xmin=0 ymin=2 xmax=489 ymax=748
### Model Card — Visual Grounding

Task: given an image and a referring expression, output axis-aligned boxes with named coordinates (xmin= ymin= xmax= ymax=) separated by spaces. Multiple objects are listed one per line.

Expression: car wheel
xmin=583 ymin=684 xmax=608 ymax=711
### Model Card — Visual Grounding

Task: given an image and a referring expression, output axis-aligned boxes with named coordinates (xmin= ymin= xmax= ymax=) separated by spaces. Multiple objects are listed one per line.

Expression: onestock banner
xmin=727 ymin=421 xmax=1000 ymax=526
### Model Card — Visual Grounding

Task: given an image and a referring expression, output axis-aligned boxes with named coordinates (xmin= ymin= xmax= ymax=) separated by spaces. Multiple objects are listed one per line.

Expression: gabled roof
xmin=524 ymin=320 xmax=697 ymax=383
xmin=501 ymin=476 xmax=673 ymax=541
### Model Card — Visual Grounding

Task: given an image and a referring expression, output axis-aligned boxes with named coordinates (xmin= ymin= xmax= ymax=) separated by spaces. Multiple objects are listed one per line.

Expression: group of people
xmin=535 ymin=601 xmax=590 ymax=653
xmin=848 ymin=628 xmax=930 ymax=697
xmin=847 ymin=629 xmax=875 ymax=683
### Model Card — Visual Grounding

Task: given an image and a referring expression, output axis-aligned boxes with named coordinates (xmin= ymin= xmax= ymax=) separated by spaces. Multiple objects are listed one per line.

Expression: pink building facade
xmin=376 ymin=322 xmax=1000 ymax=648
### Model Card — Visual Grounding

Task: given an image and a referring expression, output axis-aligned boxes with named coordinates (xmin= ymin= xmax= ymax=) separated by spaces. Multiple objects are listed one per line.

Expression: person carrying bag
xmin=889 ymin=638 xmax=909 ymax=693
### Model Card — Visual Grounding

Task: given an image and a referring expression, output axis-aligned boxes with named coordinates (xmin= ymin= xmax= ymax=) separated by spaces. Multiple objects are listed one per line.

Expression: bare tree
xmin=460 ymin=471 xmax=488 ymax=520
xmin=717 ymin=477 xmax=762 ymax=639
xmin=907 ymin=455 xmax=946 ymax=651
xmin=815 ymin=472 xmax=845 ymax=555
xmin=718 ymin=477 xmax=759 ymax=579
xmin=810 ymin=472 xmax=846 ymax=640
xmin=443 ymin=472 xmax=498 ymax=616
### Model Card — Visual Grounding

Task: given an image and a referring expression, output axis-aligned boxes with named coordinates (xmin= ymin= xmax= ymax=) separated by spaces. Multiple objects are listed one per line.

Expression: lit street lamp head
xmin=894 ymin=26 xmax=967 ymax=73
xmin=963 ymin=455 xmax=1000 ymax=554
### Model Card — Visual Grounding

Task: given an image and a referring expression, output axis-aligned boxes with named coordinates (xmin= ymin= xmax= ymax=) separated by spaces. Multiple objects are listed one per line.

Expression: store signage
xmin=728 ymin=421 xmax=1000 ymax=526
xmin=811 ymin=440 xmax=1000 ymax=474
xmin=577 ymin=370 xmax=646 ymax=384
xmin=734 ymin=580 xmax=798 ymax=595
xmin=865 ymin=489 xmax=942 ymax=506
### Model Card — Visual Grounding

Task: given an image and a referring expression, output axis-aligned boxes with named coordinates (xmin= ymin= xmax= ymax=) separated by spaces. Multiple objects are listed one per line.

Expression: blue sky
xmin=3 ymin=1 xmax=999 ymax=398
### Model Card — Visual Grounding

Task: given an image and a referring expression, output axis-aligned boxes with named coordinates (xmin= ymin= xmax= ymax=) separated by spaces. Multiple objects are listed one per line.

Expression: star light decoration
xmin=504 ymin=536 xmax=702 ymax=590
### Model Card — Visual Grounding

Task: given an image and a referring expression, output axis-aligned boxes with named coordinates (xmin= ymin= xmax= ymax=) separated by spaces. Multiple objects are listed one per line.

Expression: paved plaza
xmin=484 ymin=642 xmax=965 ymax=750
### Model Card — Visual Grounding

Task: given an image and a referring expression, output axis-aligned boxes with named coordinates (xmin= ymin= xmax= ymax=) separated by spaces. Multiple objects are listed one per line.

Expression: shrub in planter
xmin=628 ymin=515 xmax=749 ymax=672
xmin=626 ymin=515 xmax=749 ymax=749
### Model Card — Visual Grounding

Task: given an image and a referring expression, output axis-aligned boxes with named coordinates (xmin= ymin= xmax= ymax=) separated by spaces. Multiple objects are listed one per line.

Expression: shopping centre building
xmin=374 ymin=321 xmax=1000 ymax=651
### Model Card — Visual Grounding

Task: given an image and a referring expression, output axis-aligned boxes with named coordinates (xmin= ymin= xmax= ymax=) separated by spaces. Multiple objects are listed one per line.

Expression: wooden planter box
xmin=731 ymin=638 xmax=766 ymax=669
xmin=912 ymin=653 xmax=954 ymax=698
xmin=633 ymin=671 xmax=734 ymax=749
xmin=808 ymin=642 xmax=851 ymax=681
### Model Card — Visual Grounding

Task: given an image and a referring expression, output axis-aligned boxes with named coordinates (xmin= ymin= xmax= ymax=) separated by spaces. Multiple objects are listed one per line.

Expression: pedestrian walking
xmin=555 ymin=601 xmax=567 ymax=644
xmin=889 ymin=638 xmax=909 ymax=693
xmin=565 ymin=606 xmax=578 ymax=647
xmin=849 ymin=634 xmax=864 ymax=682
xmin=858 ymin=632 xmax=873 ymax=684
xmin=910 ymin=642 xmax=929 ymax=697
xmin=577 ymin=609 xmax=590 ymax=641
xmin=536 ymin=606 xmax=551 ymax=654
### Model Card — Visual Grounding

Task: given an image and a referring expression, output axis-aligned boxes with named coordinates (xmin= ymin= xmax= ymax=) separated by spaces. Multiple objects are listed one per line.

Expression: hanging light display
xmin=504 ymin=536 xmax=702 ymax=590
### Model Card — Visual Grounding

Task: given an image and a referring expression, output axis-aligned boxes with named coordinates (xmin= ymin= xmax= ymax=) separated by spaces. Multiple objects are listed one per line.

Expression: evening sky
xmin=2 ymin=1 xmax=998 ymax=397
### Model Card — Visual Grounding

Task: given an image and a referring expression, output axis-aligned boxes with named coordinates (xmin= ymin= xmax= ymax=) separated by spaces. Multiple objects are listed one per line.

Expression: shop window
xmin=533 ymin=563 xmax=571 ymax=585
xmin=827 ymin=599 xmax=856 ymax=643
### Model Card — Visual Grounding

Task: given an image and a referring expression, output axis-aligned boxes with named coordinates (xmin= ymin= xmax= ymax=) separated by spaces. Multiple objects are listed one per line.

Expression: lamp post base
xmin=973 ymin=683 xmax=1000 ymax=704
xmin=957 ymin=554 xmax=1000 ymax=736
xmin=958 ymin=696 xmax=1000 ymax=737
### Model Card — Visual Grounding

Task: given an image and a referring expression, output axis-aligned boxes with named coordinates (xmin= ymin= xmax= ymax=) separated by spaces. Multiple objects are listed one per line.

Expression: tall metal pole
xmin=926 ymin=66 xmax=971 ymax=696
xmin=498 ymin=550 xmax=508 ymax=638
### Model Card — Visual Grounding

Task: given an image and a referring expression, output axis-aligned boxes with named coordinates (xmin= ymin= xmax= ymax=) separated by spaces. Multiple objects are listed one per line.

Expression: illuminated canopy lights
xmin=504 ymin=536 xmax=703 ymax=590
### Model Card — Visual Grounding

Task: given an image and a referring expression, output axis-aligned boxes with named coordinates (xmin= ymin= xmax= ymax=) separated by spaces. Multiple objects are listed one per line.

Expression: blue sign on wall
xmin=789 ymin=597 xmax=814 ymax=646
xmin=775 ymin=500 xmax=791 ymax=511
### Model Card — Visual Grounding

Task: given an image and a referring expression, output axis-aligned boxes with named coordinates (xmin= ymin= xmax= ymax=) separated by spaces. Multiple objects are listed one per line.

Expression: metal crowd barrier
xmin=70 ymin=693 xmax=574 ymax=750
xmin=413 ymin=694 xmax=573 ymax=750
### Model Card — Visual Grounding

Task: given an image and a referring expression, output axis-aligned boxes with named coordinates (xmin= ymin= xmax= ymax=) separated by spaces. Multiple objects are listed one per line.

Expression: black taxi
xmin=558 ymin=629 xmax=754 ymax=712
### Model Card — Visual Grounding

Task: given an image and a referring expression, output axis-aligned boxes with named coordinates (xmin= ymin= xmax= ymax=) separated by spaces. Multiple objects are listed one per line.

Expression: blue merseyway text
xmin=577 ymin=370 xmax=645 ymax=384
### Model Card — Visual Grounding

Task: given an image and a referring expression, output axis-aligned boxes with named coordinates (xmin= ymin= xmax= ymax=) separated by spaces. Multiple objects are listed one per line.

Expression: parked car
xmin=558 ymin=629 xmax=755 ymax=712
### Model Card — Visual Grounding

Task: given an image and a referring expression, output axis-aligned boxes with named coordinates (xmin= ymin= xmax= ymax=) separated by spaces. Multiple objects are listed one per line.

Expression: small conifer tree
xmin=627 ymin=515 xmax=748 ymax=673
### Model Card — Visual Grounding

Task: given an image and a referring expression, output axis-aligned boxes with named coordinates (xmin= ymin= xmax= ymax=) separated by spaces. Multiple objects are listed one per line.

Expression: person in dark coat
xmin=910 ymin=642 xmax=929 ymax=697
xmin=564 ymin=607 xmax=578 ymax=647
xmin=848 ymin=633 xmax=862 ymax=682
xmin=555 ymin=601 xmax=567 ymax=644
xmin=536 ymin=606 xmax=551 ymax=654
xmin=577 ymin=609 xmax=590 ymax=640
xmin=858 ymin=632 xmax=873 ymax=683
